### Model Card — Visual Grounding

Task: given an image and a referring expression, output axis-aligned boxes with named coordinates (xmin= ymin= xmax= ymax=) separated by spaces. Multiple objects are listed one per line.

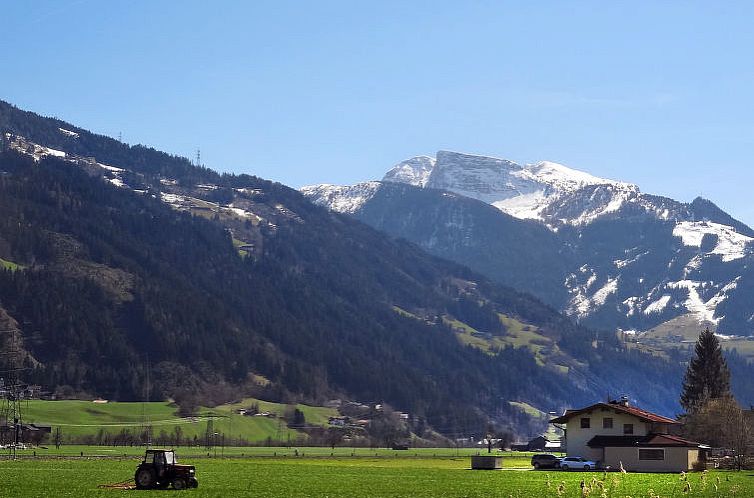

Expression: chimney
xmin=619 ymin=395 xmax=629 ymax=407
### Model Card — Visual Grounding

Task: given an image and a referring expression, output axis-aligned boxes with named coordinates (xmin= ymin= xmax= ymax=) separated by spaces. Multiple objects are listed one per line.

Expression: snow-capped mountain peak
xmin=300 ymin=148 xmax=754 ymax=341
xmin=381 ymin=150 xmax=638 ymax=225
xmin=383 ymin=155 xmax=435 ymax=187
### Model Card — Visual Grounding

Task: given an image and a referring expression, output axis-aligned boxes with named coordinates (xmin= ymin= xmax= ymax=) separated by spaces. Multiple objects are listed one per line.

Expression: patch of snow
xmin=160 ymin=178 xmax=177 ymax=186
xmin=568 ymin=275 xmax=618 ymax=317
xmin=673 ymin=221 xmax=753 ymax=262
xmin=224 ymin=206 xmax=263 ymax=223
xmin=42 ymin=146 xmax=66 ymax=158
xmin=523 ymin=160 xmax=625 ymax=190
xmin=623 ymin=296 xmax=640 ymax=317
xmin=492 ymin=190 xmax=549 ymax=220
xmin=160 ymin=193 xmax=186 ymax=204
xmin=592 ymin=277 xmax=619 ymax=307
xmin=586 ymin=273 xmax=598 ymax=289
xmin=235 ymin=187 xmax=263 ymax=195
xmin=108 ymin=177 xmax=126 ymax=188
xmin=614 ymin=251 xmax=649 ymax=269
xmin=98 ymin=163 xmax=124 ymax=173
xmin=644 ymin=295 xmax=671 ymax=315
xmin=58 ymin=127 xmax=79 ymax=138
xmin=666 ymin=280 xmax=719 ymax=324
xmin=301 ymin=182 xmax=381 ymax=214
xmin=714 ymin=333 xmax=740 ymax=340
xmin=196 ymin=184 xmax=218 ymax=191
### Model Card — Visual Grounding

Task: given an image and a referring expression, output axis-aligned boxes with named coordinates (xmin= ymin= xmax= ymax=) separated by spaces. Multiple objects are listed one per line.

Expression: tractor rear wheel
xmin=172 ymin=477 xmax=188 ymax=490
xmin=135 ymin=468 xmax=156 ymax=489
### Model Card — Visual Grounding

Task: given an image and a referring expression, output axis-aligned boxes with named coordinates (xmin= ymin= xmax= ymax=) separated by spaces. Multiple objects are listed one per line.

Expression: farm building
xmin=511 ymin=435 xmax=563 ymax=452
xmin=0 ymin=423 xmax=51 ymax=445
xmin=551 ymin=398 xmax=702 ymax=472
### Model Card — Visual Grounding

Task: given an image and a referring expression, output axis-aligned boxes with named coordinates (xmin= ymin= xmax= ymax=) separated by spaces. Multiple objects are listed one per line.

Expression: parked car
xmin=531 ymin=453 xmax=561 ymax=470
xmin=559 ymin=456 xmax=597 ymax=471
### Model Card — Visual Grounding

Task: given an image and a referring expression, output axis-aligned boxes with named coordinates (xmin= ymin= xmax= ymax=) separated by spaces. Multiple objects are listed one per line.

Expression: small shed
xmin=471 ymin=455 xmax=503 ymax=470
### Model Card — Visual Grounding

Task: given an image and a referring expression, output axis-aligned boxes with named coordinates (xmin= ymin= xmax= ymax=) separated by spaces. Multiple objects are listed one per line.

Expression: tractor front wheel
xmin=172 ymin=477 xmax=188 ymax=490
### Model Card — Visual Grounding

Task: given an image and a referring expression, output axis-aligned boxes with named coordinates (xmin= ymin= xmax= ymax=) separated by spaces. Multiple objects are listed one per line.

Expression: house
xmin=509 ymin=435 xmax=562 ymax=452
xmin=526 ymin=435 xmax=549 ymax=451
xmin=0 ymin=423 xmax=51 ymax=445
xmin=544 ymin=439 xmax=563 ymax=452
xmin=550 ymin=398 xmax=702 ymax=472
xmin=328 ymin=416 xmax=349 ymax=427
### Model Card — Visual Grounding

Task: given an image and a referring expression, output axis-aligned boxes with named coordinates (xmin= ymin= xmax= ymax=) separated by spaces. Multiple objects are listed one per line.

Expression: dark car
xmin=531 ymin=453 xmax=561 ymax=470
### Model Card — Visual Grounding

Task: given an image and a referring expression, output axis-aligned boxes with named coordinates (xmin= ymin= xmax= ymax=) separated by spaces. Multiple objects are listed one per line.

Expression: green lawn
xmin=0 ymin=453 xmax=749 ymax=497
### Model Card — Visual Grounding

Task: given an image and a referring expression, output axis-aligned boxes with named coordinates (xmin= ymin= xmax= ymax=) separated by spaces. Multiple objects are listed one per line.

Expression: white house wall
xmin=565 ymin=408 xmax=650 ymax=461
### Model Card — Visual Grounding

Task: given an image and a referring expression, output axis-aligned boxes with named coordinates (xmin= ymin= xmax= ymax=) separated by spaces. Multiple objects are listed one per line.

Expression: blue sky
xmin=4 ymin=1 xmax=754 ymax=224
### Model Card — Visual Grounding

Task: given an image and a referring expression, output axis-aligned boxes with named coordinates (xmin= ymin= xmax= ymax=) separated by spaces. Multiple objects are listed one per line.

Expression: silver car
xmin=559 ymin=456 xmax=597 ymax=471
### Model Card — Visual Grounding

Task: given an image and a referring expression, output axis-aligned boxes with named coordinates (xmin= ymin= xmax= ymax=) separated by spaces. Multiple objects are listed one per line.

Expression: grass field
xmin=4 ymin=445 xmax=537 ymax=459
xmin=21 ymin=398 xmax=337 ymax=443
xmin=0 ymin=451 xmax=750 ymax=497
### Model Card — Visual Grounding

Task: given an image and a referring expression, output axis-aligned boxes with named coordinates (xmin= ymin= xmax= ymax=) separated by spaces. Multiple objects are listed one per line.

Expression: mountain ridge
xmin=302 ymin=150 xmax=754 ymax=341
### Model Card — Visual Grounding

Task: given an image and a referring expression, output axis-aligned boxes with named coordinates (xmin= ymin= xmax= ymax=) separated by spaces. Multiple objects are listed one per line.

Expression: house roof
xmin=550 ymin=402 xmax=679 ymax=425
xmin=588 ymin=434 xmax=700 ymax=448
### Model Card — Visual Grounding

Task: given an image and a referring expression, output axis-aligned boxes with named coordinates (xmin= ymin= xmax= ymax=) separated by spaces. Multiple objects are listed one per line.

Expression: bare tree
xmin=684 ymin=395 xmax=752 ymax=469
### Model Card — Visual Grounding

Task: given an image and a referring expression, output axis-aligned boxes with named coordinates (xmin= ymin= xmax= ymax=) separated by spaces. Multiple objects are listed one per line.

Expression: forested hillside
xmin=0 ymin=101 xmax=692 ymax=434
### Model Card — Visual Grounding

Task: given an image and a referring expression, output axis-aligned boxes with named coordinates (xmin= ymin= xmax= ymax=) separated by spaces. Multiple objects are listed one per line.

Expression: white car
xmin=559 ymin=456 xmax=597 ymax=471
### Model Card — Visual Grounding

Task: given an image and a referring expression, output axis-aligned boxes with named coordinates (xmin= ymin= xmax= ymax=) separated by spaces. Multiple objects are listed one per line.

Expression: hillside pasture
xmin=20 ymin=399 xmax=334 ymax=443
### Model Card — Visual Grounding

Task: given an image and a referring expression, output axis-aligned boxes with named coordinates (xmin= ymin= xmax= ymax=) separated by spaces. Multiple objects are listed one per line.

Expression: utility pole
xmin=0 ymin=320 xmax=26 ymax=460
xmin=141 ymin=355 xmax=152 ymax=447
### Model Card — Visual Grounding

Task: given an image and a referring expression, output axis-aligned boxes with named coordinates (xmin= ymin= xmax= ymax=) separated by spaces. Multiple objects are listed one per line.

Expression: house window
xmin=580 ymin=418 xmax=590 ymax=429
xmin=623 ymin=423 xmax=634 ymax=435
xmin=639 ymin=449 xmax=664 ymax=460
xmin=603 ymin=417 xmax=613 ymax=429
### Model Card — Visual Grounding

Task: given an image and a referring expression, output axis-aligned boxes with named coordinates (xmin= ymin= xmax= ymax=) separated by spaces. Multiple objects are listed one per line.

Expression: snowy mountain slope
xmin=302 ymin=150 xmax=754 ymax=338
xmin=300 ymin=182 xmax=381 ymax=214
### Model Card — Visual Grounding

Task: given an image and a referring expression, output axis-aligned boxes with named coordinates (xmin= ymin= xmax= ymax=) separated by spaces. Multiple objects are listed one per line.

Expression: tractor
xmin=134 ymin=449 xmax=198 ymax=490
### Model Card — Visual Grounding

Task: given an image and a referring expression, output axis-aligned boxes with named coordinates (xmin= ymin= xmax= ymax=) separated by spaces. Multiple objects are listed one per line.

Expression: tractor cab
xmin=143 ymin=449 xmax=176 ymax=465
xmin=135 ymin=449 xmax=198 ymax=490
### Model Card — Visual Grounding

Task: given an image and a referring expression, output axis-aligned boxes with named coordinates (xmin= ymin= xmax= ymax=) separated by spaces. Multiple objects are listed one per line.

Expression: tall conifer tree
xmin=680 ymin=328 xmax=731 ymax=412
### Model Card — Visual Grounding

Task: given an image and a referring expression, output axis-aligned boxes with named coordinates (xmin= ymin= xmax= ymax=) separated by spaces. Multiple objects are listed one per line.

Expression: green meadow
xmin=21 ymin=398 xmax=337 ymax=443
xmin=0 ymin=453 xmax=750 ymax=498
